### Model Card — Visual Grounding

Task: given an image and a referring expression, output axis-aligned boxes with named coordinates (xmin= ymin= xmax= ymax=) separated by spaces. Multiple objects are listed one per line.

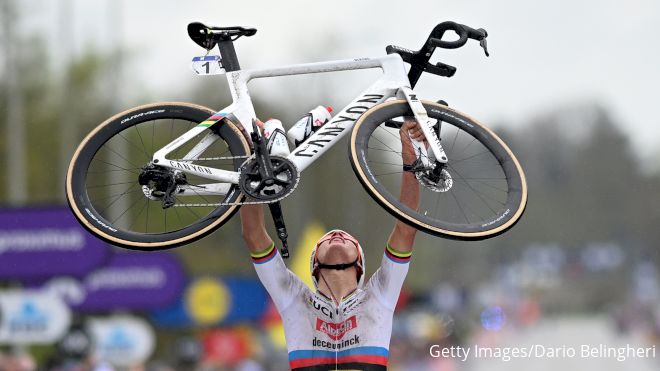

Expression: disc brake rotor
xmin=416 ymin=167 xmax=453 ymax=192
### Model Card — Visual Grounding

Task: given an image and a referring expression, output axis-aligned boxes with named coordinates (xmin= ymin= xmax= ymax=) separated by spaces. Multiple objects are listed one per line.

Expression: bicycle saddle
xmin=188 ymin=22 xmax=257 ymax=50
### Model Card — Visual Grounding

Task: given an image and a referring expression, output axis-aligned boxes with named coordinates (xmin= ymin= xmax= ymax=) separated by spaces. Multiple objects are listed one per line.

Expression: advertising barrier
xmin=0 ymin=207 xmax=111 ymax=280
xmin=40 ymin=252 xmax=186 ymax=312
xmin=0 ymin=290 xmax=71 ymax=344
xmin=151 ymin=277 xmax=269 ymax=327
xmin=88 ymin=316 xmax=155 ymax=367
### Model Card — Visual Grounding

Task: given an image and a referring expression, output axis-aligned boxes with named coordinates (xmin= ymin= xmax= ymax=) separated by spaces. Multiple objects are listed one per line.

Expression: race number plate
xmin=191 ymin=55 xmax=225 ymax=75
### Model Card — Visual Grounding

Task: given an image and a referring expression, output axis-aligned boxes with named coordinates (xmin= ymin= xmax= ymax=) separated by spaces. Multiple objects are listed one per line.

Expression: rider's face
xmin=316 ymin=231 xmax=359 ymax=265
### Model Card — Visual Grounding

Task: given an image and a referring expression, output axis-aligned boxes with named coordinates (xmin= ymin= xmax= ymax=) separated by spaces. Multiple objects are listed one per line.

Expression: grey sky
xmin=20 ymin=0 xmax=660 ymax=163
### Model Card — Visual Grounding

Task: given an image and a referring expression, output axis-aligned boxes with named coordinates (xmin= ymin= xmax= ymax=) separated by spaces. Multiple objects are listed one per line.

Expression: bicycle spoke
xmin=87 ymin=168 xmax=142 ymax=174
xmin=367 ymin=160 xmax=403 ymax=167
xmin=111 ymin=194 xmax=145 ymax=225
xmin=145 ymin=198 xmax=150 ymax=233
xmin=101 ymin=144 xmax=143 ymax=170
xmin=462 ymin=179 xmax=508 ymax=193
xmin=91 ymin=158 xmax=140 ymax=175
xmin=128 ymin=199 xmax=149 ymax=232
xmin=449 ymin=127 xmax=460 ymax=153
xmin=448 ymin=186 xmax=470 ymax=224
xmin=151 ymin=120 xmax=156 ymax=155
xmin=98 ymin=184 xmax=140 ymax=216
xmin=133 ymin=124 xmax=149 ymax=159
xmin=374 ymin=170 xmax=407 ymax=177
xmin=451 ymin=150 xmax=493 ymax=164
xmin=378 ymin=126 xmax=432 ymax=162
xmin=455 ymin=137 xmax=477 ymax=158
xmin=367 ymin=146 xmax=404 ymax=155
xmin=449 ymin=165 xmax=503 ymax=213
xmin=173 ymin=203 xmax=184 ymax=226
xmin=117 ymin=132 xmax=150 ymax=160
xmin=87 ymin=181 xmax=138 ymax=189
xmin=89 ymin=188 xmax=142 ymax=204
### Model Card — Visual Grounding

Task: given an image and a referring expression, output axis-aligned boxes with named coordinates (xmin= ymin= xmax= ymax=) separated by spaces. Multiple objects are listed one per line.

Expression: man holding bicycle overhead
xmin=240 ymin=118 xmax=424 ymax=370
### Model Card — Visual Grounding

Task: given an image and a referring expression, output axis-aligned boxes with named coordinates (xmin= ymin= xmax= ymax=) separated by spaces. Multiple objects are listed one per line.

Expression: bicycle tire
xmin=349 ymin=100 xmax=527 ymax=240
xmin=66 ymin=102 xmax=251 ymax=250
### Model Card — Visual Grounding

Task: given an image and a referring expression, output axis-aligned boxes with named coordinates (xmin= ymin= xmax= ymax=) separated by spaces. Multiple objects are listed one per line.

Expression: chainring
xmin=238 ymin=156 xmax=299 ymax=202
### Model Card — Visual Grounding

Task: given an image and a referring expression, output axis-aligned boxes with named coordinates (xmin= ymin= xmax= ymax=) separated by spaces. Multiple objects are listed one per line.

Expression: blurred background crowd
xmin=1 ymin=0 xmax=659 ymax=370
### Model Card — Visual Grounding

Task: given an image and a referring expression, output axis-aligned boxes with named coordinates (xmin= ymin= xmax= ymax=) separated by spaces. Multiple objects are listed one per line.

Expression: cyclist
xmin=240 ymin=118 xmax=424 ymax=370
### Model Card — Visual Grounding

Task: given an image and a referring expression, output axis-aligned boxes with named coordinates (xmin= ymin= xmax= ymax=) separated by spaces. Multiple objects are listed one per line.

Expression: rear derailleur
xmin=138 ymin=164 xmax=187 ymax=209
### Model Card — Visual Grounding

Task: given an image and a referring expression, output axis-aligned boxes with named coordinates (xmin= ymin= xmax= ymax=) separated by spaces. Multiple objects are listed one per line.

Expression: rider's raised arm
xmin=387 ymin=118 xmax=422 ymax=253
xmin=239 ymin=120 xmax=275 ymax=254
xmin=367 ymin=119 xmax=421 ymax=310
xmin=240 ymin=203 xmax=306 ymax=312
xmin=240 ymin=204 xmax=273 ymax=254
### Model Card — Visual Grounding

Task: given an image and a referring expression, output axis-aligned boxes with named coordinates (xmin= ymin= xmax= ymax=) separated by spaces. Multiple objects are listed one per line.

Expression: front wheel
xmin=349 ymin=100 xmax=527 ymax=240
xmin=66 ymin=102 xmax=251 ymax=250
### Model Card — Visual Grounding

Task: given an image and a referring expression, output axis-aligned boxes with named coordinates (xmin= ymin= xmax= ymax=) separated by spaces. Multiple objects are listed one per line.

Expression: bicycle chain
xmin=169 ymin=155 xmax=300 ymax=207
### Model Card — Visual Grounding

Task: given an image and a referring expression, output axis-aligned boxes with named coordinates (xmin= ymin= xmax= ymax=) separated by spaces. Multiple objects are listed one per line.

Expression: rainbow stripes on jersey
xmin=385 ymin=244 xmax=412 ymax=264
xmin=251 ymin=242 xmax=277 ymax=264
xmin=289 ymin=346 xmax=388 ymax=370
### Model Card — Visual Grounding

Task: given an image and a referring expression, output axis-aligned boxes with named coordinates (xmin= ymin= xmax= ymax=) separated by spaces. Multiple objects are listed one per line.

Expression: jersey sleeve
xmin=251 ymin=242 xmax=306 ymax=313
xmin=366 ymin=244 xmax=412 ymax=311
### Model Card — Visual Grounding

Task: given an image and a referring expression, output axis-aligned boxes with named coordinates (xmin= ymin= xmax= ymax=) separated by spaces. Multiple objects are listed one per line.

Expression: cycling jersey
xmin=252 ymin=243 xmax=412 ymax=371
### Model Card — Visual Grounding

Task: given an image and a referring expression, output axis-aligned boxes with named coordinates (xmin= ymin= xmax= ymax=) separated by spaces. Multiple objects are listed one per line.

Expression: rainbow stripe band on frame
xmin=196 ymin=113 xmax=227 ymax=127
xmin=251 ymin=242 xmax=277 ymax=264
xmin=385 ymin=244 xmax=412 ymax=263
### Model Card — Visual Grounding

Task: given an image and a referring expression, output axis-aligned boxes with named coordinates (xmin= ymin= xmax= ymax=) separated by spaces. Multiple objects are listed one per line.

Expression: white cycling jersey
xmin=251 ymin=242 xmax=412 ymax=370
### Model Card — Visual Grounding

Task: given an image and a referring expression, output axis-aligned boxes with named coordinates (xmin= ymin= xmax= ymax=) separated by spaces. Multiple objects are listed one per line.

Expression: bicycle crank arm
xmin=399 ymin=87 xmax=448 ymax=165
xmin=268 ymin=201 xmax=290 ymax=259
xmin=250 ymin=120 xmax=276 ymax=183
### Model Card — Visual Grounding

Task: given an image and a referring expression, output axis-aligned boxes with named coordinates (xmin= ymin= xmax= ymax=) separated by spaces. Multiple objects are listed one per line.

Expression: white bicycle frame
xmin=152 ymin=53 xmax=448 ymax=197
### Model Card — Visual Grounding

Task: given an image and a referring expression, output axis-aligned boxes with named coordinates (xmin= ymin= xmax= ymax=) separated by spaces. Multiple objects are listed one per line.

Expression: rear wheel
xmin=349 ymin=100 xmax=527 ymax=240
xmin=66 ymin=102 xmax=251 ymax=250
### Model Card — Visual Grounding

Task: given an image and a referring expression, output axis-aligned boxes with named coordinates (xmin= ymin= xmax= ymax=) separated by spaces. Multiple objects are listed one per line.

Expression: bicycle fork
xmin=399 ymin=87 xmax=449 ymax=168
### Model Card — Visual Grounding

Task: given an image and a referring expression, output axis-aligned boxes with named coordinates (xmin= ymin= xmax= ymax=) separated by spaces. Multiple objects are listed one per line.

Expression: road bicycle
xmin=65 ymin=21 xmax=528 ymax=255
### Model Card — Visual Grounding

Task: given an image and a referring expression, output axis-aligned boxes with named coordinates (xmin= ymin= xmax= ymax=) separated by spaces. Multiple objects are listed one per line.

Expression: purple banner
xmin=0 ymin=207 xmax=111 ymax=280
xmin=46 ymin=252 xmax=187 ymax=312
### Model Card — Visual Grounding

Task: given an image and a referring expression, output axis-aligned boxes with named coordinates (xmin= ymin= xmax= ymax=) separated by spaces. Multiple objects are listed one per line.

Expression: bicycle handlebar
xmin=386 ymin=21 xmax=489 ymax=88
xmin=426 ymin=21 xmax=488 ymax=54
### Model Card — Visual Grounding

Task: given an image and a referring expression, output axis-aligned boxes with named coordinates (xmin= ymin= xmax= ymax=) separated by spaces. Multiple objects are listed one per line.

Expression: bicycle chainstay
xmin=168 ymin=155 xmax=300 ymax=207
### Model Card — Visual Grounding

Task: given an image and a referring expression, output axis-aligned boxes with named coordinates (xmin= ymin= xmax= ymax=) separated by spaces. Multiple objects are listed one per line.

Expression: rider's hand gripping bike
xmin=65 ymin=21 xmax=528 ymax=255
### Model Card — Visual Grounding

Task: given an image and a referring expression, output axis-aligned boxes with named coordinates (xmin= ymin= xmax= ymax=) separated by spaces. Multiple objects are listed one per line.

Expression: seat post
xmin=217 ymin=35 xmax=241 ymax=72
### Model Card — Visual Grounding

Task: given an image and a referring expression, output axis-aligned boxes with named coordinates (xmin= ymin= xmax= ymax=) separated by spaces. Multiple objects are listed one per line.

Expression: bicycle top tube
xmin=241 ymin=54 xmax=405 ymax=82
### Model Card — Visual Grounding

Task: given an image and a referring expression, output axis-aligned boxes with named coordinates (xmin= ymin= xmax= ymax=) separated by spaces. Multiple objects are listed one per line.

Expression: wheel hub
xmin=416 ymin=167 xmax=453 ymax=193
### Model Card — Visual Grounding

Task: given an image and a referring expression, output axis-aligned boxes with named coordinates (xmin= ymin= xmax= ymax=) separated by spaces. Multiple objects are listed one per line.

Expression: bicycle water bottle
xmin=287 ymin=106 xmax=333 ymax=147
xmin=263 ymin=119 xmax=291 ymax=157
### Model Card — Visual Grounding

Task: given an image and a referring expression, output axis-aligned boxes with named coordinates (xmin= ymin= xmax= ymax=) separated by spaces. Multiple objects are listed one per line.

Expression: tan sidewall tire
xmin=349 ymin=100 xmax=527 ymax=240
xmin=65 ymin=102 xmax=250 ymax=249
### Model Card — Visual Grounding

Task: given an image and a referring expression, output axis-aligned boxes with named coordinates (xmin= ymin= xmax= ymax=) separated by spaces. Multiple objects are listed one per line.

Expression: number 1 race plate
xmin=191 ymin=55 xmax=225 ymax=75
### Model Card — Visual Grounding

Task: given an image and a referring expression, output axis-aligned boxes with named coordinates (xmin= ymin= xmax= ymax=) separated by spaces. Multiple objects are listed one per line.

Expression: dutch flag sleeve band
xmin=251 ymin=242 xmax=277 ymax=264
xmin=385 ymin=244 xmax=412 ymax=263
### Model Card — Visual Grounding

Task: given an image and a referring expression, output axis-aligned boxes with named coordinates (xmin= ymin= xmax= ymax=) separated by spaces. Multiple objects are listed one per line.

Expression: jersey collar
xmin=317 ymin=287 xmax=358 ymax=304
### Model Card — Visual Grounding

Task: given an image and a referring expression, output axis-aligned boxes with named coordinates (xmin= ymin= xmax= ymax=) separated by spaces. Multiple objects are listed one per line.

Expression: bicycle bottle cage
xmin=187 ymin=22 xmax=257 ymax=50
